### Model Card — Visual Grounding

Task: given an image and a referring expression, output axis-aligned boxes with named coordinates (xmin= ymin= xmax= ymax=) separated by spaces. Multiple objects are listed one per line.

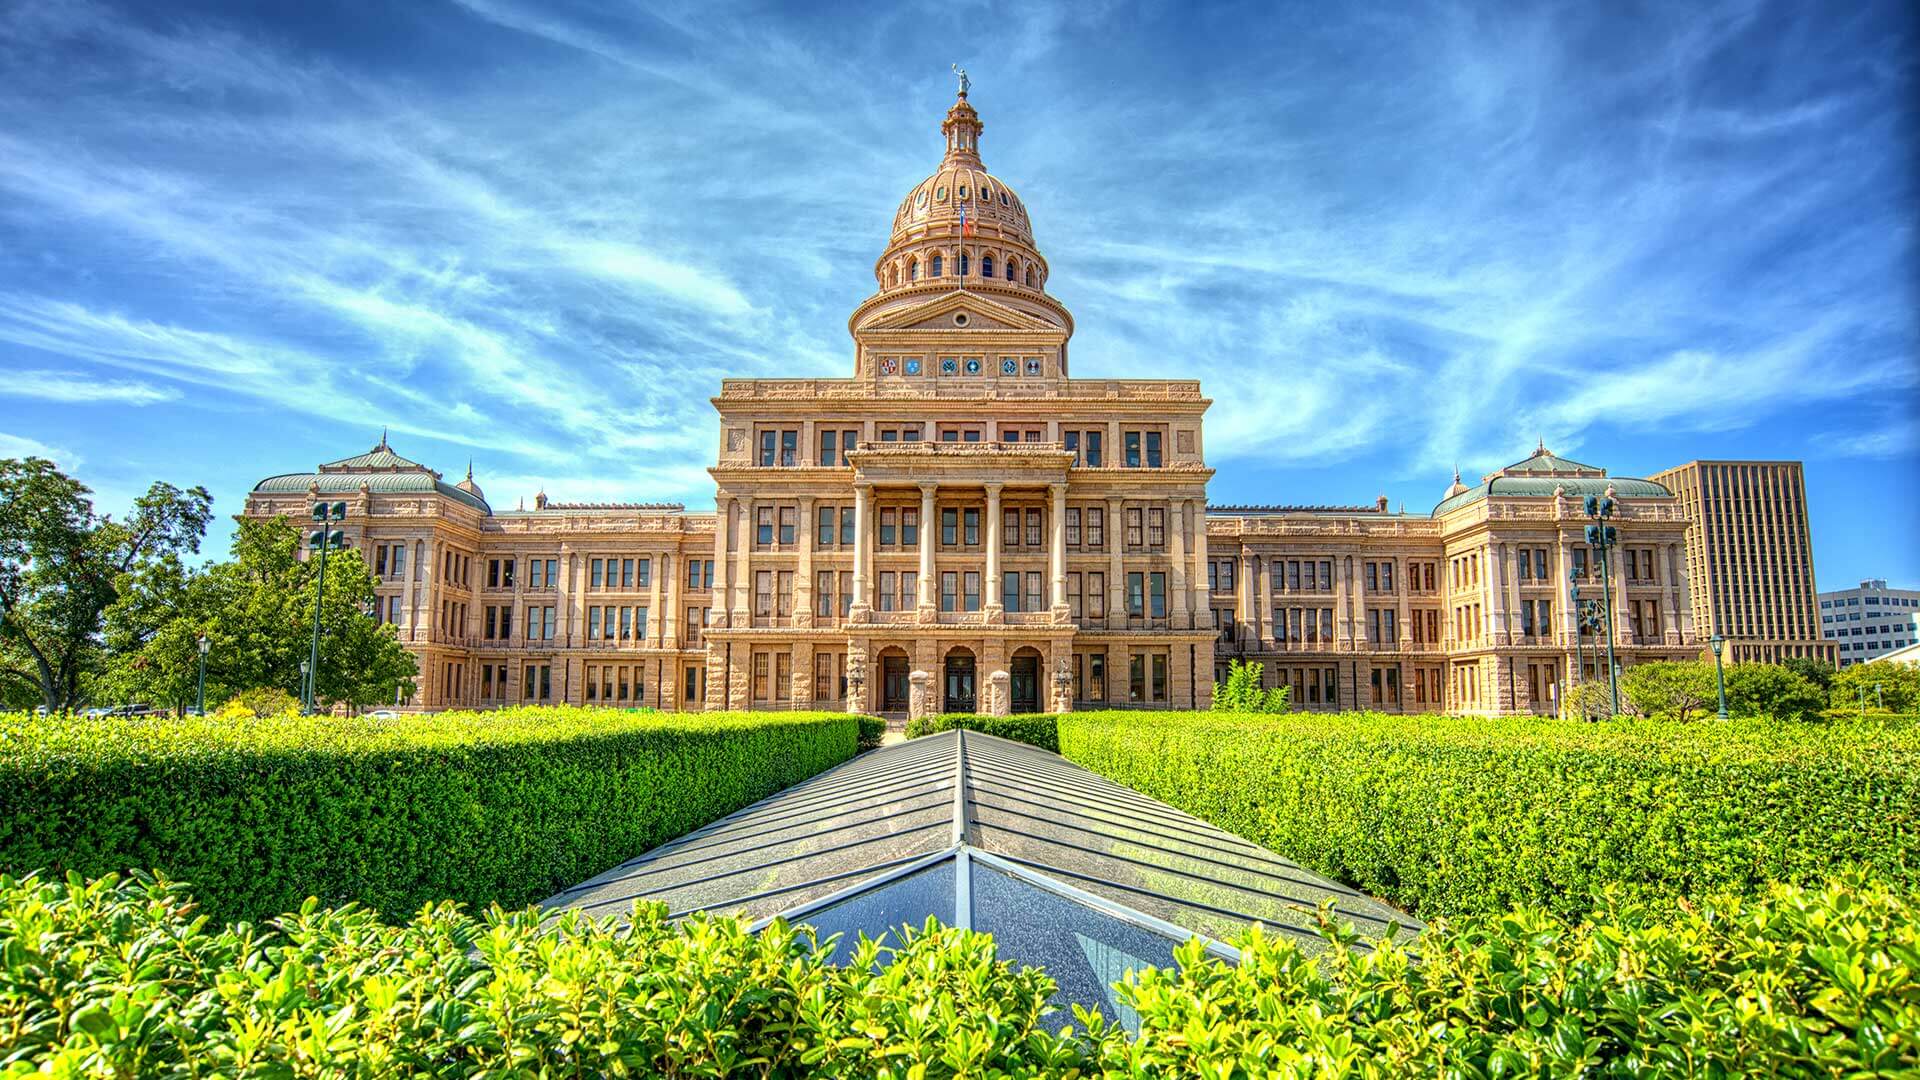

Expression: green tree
xmin=1620 ymin=660 xmax=1717 ymax=722
xmin=0 ymin=457 xmax=211 ymax=712
xmin=1725 ymin=662 xmax=1825 ymax=722
xmin=1212 ymin=660 xmax=1291 ymax=713
xmin=1830 ymin=660 xmax=1920 ymax=715
xmin=1781 ymin=656 xmax=1836 ymax=694
xmin=102 ymin=516 xmax=416 ymax=713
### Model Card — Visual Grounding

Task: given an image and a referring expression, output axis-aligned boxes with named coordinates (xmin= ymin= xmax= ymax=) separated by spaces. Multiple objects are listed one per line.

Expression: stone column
xmin=733 ymin=497 xmax=754 ymax=626
xmin=1501 ymin=543 xmax=1521 ymax=643
xmin=1670 ymin=541 xmax=1696 ymax=641
xmin=647 ymin=548 xmax=664 ymax=644
xmin=797 ymin=494 xmax=818 ymax=626
xmin=1612 ymin=538 xmax=1633 ymax=645
xmin=917 ymin=483 xmax=938 ymax=615
xmin=1188 ymin=499 xmax=1209 ymax=624
xmin=1395 ymin=556 xmax=1411 ymax=649
xmin=711 ymin=497 xmax=732 ymax=629
xmin=1333 ymin=552 xmax=1351 ymax=648
xmin=1106 ymin=496 xmax=1125 ymax=623
xmin=1049 ymin=483 xmax=1068 ymax=613
xmin=1257 ymin=548 xmax=1275 ymax=648
xmin=660 ymin=553 xmax=678 ymax=649
xmin=1168 ymin=499 xmax=1189 ymax=630
xmin=983 ymin=483 xmax=1004 ymax=620
xmin=555 ymin=546 xmax=575 ymax=646
xmin=418 ymin=537 xmax=437 ymax=645
xmin=1235 ymin=548 xmax=1253 ymax=647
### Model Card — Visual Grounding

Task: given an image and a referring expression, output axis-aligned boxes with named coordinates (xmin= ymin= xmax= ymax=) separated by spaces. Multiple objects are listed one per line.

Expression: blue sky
xmin=0 ymin=0 xmax=1914 ymax=589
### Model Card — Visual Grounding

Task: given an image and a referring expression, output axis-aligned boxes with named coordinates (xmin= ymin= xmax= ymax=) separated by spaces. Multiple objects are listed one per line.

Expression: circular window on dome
xmin=936 ymin=186 xmax=947 ymax=201
xmin=952 ymin=313 xmax=970 ymax=327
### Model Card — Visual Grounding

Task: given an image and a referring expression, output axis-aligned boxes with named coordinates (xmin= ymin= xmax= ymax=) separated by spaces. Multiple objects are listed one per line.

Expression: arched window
xmin=959 ymin=252 xmax=969 ymax=277
xmin=932 ymin=254 xmax=944 ymax=277
xmin=1005 ymin=258 xmax=1017 ymax=282
xmin=889 ymin=264 xmax=899 ymax=287
xmin=907 ymin=258 xmax=918 ymax=282
xmin=1026 ymin=268 xmax=1036 ymax=287
xmin=982 ymin=254 xmax=994 ymax=279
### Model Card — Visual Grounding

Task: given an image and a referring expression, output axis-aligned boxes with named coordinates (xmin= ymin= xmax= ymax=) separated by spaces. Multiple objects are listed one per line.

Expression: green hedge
xmin=1055 ymin=710 xmax=1920 ymax=920
xmin=4 ymin=870 xmax=1914 ymax=1076
xmin=0 ymin=708 xmax=856 ymax=923
xmin=904 ymin=712 xmax=1060 ymax=751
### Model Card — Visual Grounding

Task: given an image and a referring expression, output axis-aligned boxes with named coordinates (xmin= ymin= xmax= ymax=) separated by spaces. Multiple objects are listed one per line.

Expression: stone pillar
xmin=1168 ymin=499 xmax=1190 ymax=630
xmin=1257 ymin=547 xmax=1275 ymax=648
xmin=1188 ymin=499 xmax=1209 ymax=625
xmin=908 ymin=669 xmax=933 ymax=722
xmin=418 ymin=537 xmax=437 ymax=645
xmin=1395 ymin=556 xmax=1411 ymax=649
xmin=662 ymin=551 xmax=680 ymax=650
xmin=1235 ymin=548 xmax=1253 ymax=647
xmin=1505 ymin=542 xmax=1524 ymax=643
xmin=987 ymin=669 xmax=1010 ymax=716
xmin=847 ymin=487 xmax=867 ymax=621
xmin=1049 ymin=483 xmax=1068 ymax=613
xmin=1670 ymin=542 xmax=1696 ymax=642
xmin=647 ymin=549 xmax=664 ymax=644
xmin=984 ymin=483 xmax=1004 ymax=620
xmin=1612 ymin=538 xmax=1633 ymax=646
xmin=711 ymin=498 xmax=732 ymax=629
xmin=1107 ymin=496 xmax=1126 ymax=623
xmin=732 ymin=497 xmax=753 ymax=626
xmin=401 ymin=537 xmax=420 ymax=642
xmin=1333 ymin=552 xmax=1351 ymax=647
xmin=797 ymin=495 xmax=817 ymax=627
xmin=917 ymin=483 xmax=938 ymax=616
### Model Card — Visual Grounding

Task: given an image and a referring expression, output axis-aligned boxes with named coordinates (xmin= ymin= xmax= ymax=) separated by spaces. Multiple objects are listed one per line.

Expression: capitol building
xmin=246 ymin=86 xmax=1778 ymax=718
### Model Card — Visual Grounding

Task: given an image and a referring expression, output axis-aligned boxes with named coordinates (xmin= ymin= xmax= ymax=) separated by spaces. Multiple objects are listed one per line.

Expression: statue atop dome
xmin=952 ymin=63 xmax=970 ymax=97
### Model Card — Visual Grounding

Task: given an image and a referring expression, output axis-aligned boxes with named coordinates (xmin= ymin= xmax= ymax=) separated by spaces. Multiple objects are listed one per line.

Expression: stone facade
xmin=244 ymin=88 xmax=1721 ymax=717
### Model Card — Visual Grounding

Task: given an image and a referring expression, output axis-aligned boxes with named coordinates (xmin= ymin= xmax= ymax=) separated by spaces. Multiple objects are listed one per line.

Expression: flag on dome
xmin=958 ymin=206 xmax=976 ymax=237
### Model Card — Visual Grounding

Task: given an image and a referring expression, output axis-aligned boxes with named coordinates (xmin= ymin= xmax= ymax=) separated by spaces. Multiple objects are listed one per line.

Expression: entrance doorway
xmin=881 ymin=652 xmax=909 ymax=712
xmin=944 ymin=649 xmax=977 ymax=713
xmin=1010 ymin=649 xmax=1041 ymax=713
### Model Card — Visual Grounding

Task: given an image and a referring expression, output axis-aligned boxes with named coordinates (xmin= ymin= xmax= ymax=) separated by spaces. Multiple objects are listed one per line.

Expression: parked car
xmin=366 ymin=709 xmax=400 ymax=719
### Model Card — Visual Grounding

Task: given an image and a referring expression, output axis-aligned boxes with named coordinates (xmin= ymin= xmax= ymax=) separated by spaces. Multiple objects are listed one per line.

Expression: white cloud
xmin=1 ymin=369 xmax=179 ymax=405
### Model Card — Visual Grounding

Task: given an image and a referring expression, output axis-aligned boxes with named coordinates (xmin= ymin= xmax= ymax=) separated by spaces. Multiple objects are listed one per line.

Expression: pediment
xmin=858 ymin=290 xmax=1061 ymax=334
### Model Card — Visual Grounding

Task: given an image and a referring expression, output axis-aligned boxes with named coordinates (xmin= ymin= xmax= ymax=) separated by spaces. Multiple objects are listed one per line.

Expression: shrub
xmin=0 ymin=708 xmax=855 ymax=923
xmin=857 ymin=714 xmax=887 ymax=751
xmin=4 ymin=870 xmax=1914 ymax=1077
xmin=1056 ymin=710 xmax=1920 ymax=920
xmin=1725 ymin=661 xmax=1826 ymax=722
xmin=1211 ymin=659 xmax=1291 ymax=712
xmin=1619 ymin=659 xmax=1715 ymax=721
xmin=904 ymin=712 xmax=1059 ymax=751
xmin=212 ymin=686 xmax=299 ymax=719
xmin=1833 ymin=659 xmax=1920 ymax=714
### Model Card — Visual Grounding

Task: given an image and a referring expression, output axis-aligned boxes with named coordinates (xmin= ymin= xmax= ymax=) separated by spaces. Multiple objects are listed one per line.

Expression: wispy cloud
xmin=2 ymin=368 xmax=179 ymax=405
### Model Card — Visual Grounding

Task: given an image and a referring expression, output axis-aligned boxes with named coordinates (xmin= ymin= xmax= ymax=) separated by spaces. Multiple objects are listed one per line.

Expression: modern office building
xmin=1819 ymin=579 xmax=1920 ymax=666
xmin=247 ymin=86 xmax=1714 ymax=716
xmin=1649 ymin=460 xmax=1833 ymax=664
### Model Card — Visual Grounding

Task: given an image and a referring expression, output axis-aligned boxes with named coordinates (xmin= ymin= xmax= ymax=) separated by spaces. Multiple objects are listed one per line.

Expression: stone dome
xmin=869 ymin=90 xmax=1051 ymax=297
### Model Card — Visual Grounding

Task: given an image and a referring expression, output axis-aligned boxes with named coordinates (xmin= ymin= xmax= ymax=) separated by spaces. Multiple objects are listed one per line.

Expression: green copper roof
xmin=1431 ymin=443 xmax=1669 ymax=517
xmin=320 ymin=445 xmax=426 ymax=471
xmin=254 ymin=437 xmax=490 ymax=513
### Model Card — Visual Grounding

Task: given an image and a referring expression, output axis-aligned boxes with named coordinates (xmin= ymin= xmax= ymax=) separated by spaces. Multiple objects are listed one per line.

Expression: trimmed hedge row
xmin=4 ymin=870 xmax=1914 ymax=1076
xmin=1053 ymin=710 xmax=1920 ymax=920
xmin=0 ymin=708 xmax=856 ymax=924
xmin=902 ymin=712 xmax=1060 ymax=751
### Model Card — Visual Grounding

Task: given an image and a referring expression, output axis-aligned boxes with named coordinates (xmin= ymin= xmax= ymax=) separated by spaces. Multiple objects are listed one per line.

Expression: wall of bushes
xmin=5 ymin=870 xmax=1913 ymax=1076
xmin=902 ymin=712 xmax=1061 ymax=751
xmin=0 ymin=708 xmax=856 ymax=923
xmin=1051 ymin=710 xmax=1920 ymax=920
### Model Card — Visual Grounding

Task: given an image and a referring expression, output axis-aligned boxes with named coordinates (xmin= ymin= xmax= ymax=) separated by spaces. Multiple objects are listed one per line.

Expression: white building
xmin=1820 ymin=578 xmax=1920 ymax=666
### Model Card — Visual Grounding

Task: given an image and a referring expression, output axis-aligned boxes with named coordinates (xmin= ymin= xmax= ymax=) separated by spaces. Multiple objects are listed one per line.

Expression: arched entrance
xmin=1010 ymin=647 xmax=1043 ymax=714
xmin=944 ymin=648 xmax=977 ymax=713
xmin=877 ymin=647 xmax=910 ymax=713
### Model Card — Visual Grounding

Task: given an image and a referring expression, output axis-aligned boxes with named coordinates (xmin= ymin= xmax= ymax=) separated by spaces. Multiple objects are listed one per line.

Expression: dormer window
xmin=936 ymin=187 xmax=947 ymax=201
xmin=1001 ymin=191 xmax=1009 ymax=205
xmin=959 ymin=186 xmax=968 ymax=199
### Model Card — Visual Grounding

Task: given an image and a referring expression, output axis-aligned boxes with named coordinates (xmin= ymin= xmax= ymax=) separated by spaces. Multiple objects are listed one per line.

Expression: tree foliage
xmin=1830 ymin=659 xmax=1920 ymax=714
xmin=0 ymin=457 xmax=211 ymax=711
xmin=1620 ymin=659 xmax=1717 ymax=721
xmin=99 ymin=516 xmax=416 ymax=713
xmin=1724 ymin=661 xmax=1826 ymax=722
xmin=1210 ymin=659 xmax=1291 ymax=713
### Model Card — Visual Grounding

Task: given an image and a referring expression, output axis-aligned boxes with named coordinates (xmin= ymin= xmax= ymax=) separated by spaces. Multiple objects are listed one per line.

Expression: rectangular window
xmin=1025 ymin=571 xmax=1043 ymax=613
xmin=775 ymin=653 xmax=791 ymax=701
xmin=755 ymin=570 xmax=773 ymax=618
xmin=1130 ymin=653 xmax=1146 ymax=702
xmin=1382 ymin=561 xmax=1393 ymax=592
xmin=1088 ymin=507 xmax=1105 ymax=548
xmin=817 ymin=570 xmax=834 ymax=618
xmin=636 ymin=606 xmax=648 ymax=641
xmin=1145 ymin=431 xmax=1162 ymax=467
xmin=1067 ymin=572 xmax=1082 ymax=618
xmin=1151 ymin=652 xmax=1167 ymax=701
xmin=879 ymin=508 xmax=897 ymax=546
xmin=878 ymin=571 xmax=896 ymax=612
xmin=1003 ymin=571 xmax=1022 ymax=612
xmin=1147 ymin=507 xmax=1164 ymax=549
xmin=818 ymin=429 xmax=836 ymax=467
xmin=1084 ymin=430 xmax=1103 ymax=467
xmin=942 ymin=508 xmax=959 ymax=546
xmin=901 ymin=571 xmax=917 ymax=610
xmin=902 ymin=508 xmax=919 ymax=546
xmin=1088 ymin=572 xmax=1106 ymax=618
xmin=1366 ymin=563 xmax=1379 ymax=591
xmin=542 ymin=606 xmax=556 ymax=640
xmin=1127 ymin=572 xmax=1145 ymax=616
xmin=1025 ymin=509 xmax=1042 ymax=548
xmin=941 ymin=571 xmax=958 ymax=612
xmin=1126 ymin=508 xmax=1143 ymax=548
xmin=780 ymin=430 xmax=797 ymax=467
xmin=756 ymin=506 xmax=773 ymax=546
xmin=1066 ymin=507 xmax=1081 ymax=546
xmin=841 ymin=429 xmax=857 ymax=465
xmin=819 ymin=506 xmax=836 ymax=547
xmin=759 ymin=430 xmax=776 ymax=467
xmin=1150 ymin=572 xmax=1166 ymax=618
xmin=752 ymin=652 xmax=769 ymax=701
xmin=963 ymin=571 xmax=981 ymax=611
xmin=619 ymin=606 xmax=634 ymax=640
xmin=839 ymin=571 xmax=853 ymax=617
xmin=840 ymin=507 xmax=855 ymax=547
xmin=963 ymin=508 xmax=980 ymax=546
xmin=777 ymin=571 xmax=794 ymax=617
xmin=621 ymin=558 xmax=635 ymax=588
xmin=778 ymin=507 xmax=796 ymax=546
xmin=1124 ymin=431 xmax=1142 ymax=468
xmin=590 ymin=559 xmax=604 ymax=589
xmin=587 ymin=607 xmax=601 ymax=640
xmin=1064 ymin=430 xmax=1080 ymax=465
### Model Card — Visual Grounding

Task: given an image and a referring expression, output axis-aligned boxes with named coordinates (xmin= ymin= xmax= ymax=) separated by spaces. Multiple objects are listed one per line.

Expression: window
xmin=964 ymin=508 xmax=980 ymax=546
xmin=1127 ymin=572 xmax=1145 ymax=616
xmin=1147 ymin=507 xmax=1164 ymax=549
xmin=878 ymin=571 xmax=896 ymax=612
xmin=817 ymin=570 xmax=835 ymax=619
xmin=1126 ymin=507 xmax=1143 ymax=549
xmin=941 ymin=571 xmax=958 ymax=612
xmin=879 ymin=508 xmax=896 ymax=546
xmin=963 ymin=571 xmax=981 ymax=612
xmin=1150 ymin=573 xmax=1166 ymax=618
xmin=932 ymin=254 xmax=943 ymax=277
xmin=1124 ymin=431 xmax=1142 ymax=468
xmin=982 ymin=255 xmax=994 ymax=278
xmin=1065 ymin=508 xmax=1081 ymax=546
xmin=1024 ymin=571 xmax=1043 ymax=613
xmin=840 ymin=508 xmax=855 ymax=547
xmin=942 ymin=508 xmax=959 ymax=546
xmin=1087 ymin=507 xmax=1105 ymax=549
xmin=1025 ymin=509 xmax=1042 ymax=548
xmin=757 ymin=506 xmax=774 ymax=546
xmin=687 ymin=559 xmax=715 ymax=589
xmin=529 ymin=557 xmax=555 ymax=589
xmin=902 ymin=508 xmax=919 ymax=546
xmin=818 ymin=505 xmax=836 ymax=547
xmin=1088 ymin=572 xmax=1106 ymax=618
xmin=818 ymin=429 xmax=837 ymax=466
xmin=1146 ymin=431 xmax=1162 ymax=467
xmin=1003 ymin=572 xmax=1022 ymax=612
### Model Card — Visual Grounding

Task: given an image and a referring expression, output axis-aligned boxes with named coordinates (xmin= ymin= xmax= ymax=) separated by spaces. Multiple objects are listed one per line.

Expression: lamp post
xmin=306 ymin=501 xmax=348 ymax=714
xmin=1709 ymin=632 xmax=1728 ymax=721
xmin=1582 ymin=495 xmax=1621 ymax=718
xmin=195 ymin=633 xmax=210 ymax=716
xmin=299 ymin=660 xmax=310 ymax=713
xmin=1568 ymin=570 xmax=1588 ymax=698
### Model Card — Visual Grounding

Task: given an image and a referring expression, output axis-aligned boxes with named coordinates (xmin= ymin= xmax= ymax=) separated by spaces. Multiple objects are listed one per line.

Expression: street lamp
xmin=1568 ymin=569 xmax=1588 ymax=696
xmin=195 ymin=633 xmax=210 ymax=716
xmin=306 ymin=500 xmax=348 ymax=714
xmin=1582 ymin=494 xmax=1621 ymax=718
xmin=299 ymin=660 xmax=311 ymax=712
xmin=1709 ymin=632 xmax=1727 ymax=721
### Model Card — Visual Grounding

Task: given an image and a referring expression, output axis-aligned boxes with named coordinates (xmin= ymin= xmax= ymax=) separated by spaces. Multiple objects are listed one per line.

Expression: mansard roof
xmin=252 ymin=435 xmax=491 ymax=513
xmin=1432 ymin=442 xmax=1669 ymax=518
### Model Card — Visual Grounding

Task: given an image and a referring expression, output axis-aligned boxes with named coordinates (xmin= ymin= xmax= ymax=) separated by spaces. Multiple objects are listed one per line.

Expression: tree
xmin=1212 ymin=660 xmax=1291 ymax=713
xmin=1620 ymin=660 xmax=1717 ymax=722
xmin=1782 ymin=656 xmax=1836 ymax=694
xmin=101 ymin=516 xmax=417 ymax=713
xmin=1725 ymin=663 xmax=1825 ymax=722
xmin=1830 ymin=660 xmax=1920 ymax=715
xmin=0 ymin=457 xmax=211 ymax=712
